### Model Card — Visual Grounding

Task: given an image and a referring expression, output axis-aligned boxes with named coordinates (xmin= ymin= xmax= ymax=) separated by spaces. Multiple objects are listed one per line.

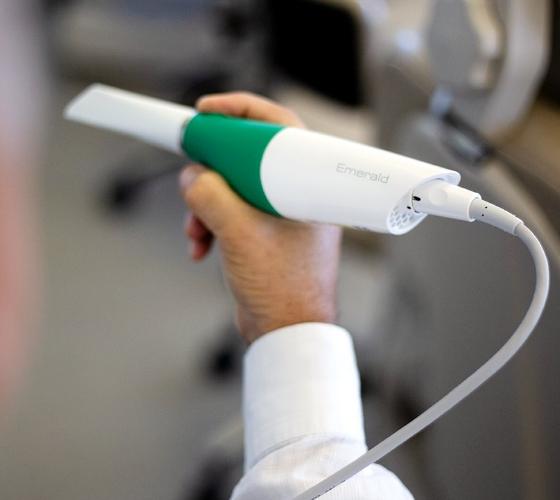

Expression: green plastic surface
xmin=181 ymin=113 xmax=284 ymax=215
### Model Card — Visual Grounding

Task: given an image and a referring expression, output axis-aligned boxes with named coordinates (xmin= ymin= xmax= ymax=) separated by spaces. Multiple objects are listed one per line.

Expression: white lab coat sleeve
xmin=230 ymin=322 xmax=414 ymax=500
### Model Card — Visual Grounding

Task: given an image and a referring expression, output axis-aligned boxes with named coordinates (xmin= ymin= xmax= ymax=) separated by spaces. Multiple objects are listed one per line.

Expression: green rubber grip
xmin=181 ymin=113 xmax=284 ymax=215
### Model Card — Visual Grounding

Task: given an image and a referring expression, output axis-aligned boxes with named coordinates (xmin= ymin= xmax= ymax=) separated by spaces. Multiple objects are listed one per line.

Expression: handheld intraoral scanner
xmin=65 ymin=84 xmax=481 ymax=234
xmin=65 ymin=85 xmax=550 ymax=500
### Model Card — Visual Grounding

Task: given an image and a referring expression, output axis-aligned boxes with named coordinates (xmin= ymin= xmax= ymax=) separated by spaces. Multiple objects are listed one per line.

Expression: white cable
xmin=294 ymin=201 xmax=550 ymax=500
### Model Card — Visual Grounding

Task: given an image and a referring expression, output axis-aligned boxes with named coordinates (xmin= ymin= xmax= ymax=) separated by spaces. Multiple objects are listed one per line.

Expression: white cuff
xmin=243 ymin=322 xmax=365 ymax=469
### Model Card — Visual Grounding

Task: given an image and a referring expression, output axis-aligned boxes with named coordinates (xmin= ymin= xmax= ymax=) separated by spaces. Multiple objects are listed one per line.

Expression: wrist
xmin=237 ymin=303 xmax=338 ymax=344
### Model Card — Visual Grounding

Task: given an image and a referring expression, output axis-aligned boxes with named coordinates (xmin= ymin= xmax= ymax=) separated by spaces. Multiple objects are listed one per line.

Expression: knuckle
xmin=185 ymin=171 xmax=221 ymax=207
xmin=232 ymin=90 xmax=253 ymax=99
xmin=184 ymin=179 xmax=205 ymax=207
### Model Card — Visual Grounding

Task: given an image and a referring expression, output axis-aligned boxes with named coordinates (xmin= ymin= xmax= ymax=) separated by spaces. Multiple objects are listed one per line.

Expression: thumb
xmin=179 ymin=165 xmax=250 ymax=236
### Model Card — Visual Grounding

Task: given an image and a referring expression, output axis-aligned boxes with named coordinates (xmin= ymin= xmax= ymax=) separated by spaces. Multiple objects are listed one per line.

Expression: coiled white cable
xmin=294 ymin=199 xmax=550 ymax=500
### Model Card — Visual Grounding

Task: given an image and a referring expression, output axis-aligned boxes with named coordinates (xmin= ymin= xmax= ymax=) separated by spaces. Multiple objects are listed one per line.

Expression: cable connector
xmin=412 ymin=179 xmax=481 ymax=222
xmin=469 ymin=199 xmax=523 ymax=234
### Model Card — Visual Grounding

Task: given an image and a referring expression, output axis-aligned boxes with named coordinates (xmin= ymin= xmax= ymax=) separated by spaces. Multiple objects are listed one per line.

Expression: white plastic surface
xmin=64 ymin=84 xmax=196 ymax=154
xmin=412 ymin=179 xmax=481 ymax=221
xmin=260 ymin=128 xmax=460 ymax=234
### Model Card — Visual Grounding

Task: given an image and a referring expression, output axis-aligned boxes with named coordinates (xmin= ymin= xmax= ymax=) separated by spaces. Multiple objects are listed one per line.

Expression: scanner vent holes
xmin=388 ymin=201 xmax=425 ymax=233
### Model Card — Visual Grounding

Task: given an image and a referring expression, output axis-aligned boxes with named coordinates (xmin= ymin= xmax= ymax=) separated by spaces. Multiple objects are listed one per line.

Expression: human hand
xmin=180 ymin=93 xmax=342 ymax=344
